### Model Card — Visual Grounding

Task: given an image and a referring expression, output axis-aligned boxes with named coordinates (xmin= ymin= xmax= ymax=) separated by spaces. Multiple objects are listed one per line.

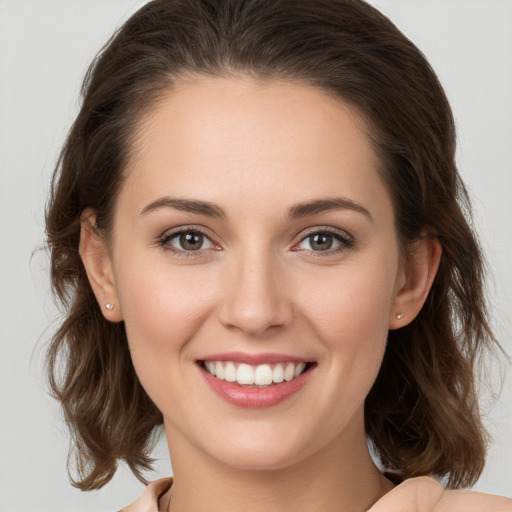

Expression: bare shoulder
xmin=436 ymin=489 xmax=512 ymax=512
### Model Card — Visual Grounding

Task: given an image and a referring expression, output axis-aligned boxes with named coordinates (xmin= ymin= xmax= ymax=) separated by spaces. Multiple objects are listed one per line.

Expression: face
xmin=102 ymin=77 xmax=408 ymax=471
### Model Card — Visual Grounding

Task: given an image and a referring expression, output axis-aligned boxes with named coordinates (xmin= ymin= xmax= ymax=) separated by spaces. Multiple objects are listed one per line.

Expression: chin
xmin=204 ymin=430 xmax=316 ymax=472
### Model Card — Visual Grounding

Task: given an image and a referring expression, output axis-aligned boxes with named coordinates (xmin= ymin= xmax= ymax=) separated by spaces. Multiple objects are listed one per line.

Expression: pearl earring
xmin=105 ymin=303 xmax=114 ymax=311
xmin=396 ymin=313 xmax=404 ymax=320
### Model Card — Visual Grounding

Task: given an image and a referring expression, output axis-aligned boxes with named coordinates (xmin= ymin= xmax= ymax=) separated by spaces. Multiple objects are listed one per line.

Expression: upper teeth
xmin=204 ymin=361 xmax=307 ymax=386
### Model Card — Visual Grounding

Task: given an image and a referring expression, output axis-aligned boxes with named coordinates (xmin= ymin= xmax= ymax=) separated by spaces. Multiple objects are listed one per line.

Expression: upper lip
xmin=199 ymin=352 xmax=313 ymax=365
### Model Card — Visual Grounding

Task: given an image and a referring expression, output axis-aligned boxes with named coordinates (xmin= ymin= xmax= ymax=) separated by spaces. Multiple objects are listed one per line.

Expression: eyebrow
xmin=140 ymin=196 xmax=372 ymax=222
xmin=287 ymin=197 xmax=373 ymax=222
xmin=140 ymin=197 xmax=226 ymax=218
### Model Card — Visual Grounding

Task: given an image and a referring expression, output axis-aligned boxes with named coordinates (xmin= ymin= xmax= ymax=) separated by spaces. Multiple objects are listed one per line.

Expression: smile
xmin=197 ymin=357 xmax=317 ymax=408
xmin=201 ymin=360 xmax=309 ymax=387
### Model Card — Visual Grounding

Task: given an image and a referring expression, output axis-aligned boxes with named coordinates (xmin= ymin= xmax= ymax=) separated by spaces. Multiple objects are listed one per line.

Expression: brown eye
xmin=164 ymin=230 xmax=214 ymax=252
xmin=296 ymin=229 xmax=353 ymax=254
xmin=309 ymin=233 xmax=334 ymax=251
xmin=180 ymin=232 xmax=205 ymax=250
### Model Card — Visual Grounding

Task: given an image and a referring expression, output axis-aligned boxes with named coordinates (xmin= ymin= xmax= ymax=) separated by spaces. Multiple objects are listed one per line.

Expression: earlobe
xmin=79 ymin=208 xmax=123 ymax=322
xmin=389 ymin=234 xmax=442 ymax=330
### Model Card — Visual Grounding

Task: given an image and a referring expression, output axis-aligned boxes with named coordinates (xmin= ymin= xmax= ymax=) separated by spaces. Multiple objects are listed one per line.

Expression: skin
xmin=80 ymin=76 xmax=447 ymax=511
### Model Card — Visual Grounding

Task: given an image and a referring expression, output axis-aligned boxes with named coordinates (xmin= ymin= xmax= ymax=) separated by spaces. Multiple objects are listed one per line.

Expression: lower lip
xmin=198 ymin=364 xmax=314 ymax=408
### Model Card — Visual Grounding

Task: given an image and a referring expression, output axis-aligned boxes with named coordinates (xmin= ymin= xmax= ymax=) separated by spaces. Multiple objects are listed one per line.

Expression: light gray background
xmin=0 ymin=1 xmax=511 ymax=510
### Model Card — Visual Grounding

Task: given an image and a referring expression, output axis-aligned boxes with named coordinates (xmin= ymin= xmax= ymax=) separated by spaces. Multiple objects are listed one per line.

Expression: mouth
xmin=198 ymin=360 xmax=316 ymax=388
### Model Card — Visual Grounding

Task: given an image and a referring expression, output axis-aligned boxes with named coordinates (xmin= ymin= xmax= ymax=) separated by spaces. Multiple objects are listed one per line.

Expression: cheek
xmin=114 ymin=258 xmax=217 ymax=374
xmin=295 ymin=257 xmax=397 ymax=404
xmin=298 ymin=258 xmax=396 ymax=347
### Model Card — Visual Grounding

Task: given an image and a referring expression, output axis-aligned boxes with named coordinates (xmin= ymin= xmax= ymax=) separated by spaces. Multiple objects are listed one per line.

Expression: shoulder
xmin=370 ymin=476 xmax=512 ymax=512
xmin=437 ymin=489 xmax=512 ymax=512
xmin=119 ymin=477 xmax=173 ymax=512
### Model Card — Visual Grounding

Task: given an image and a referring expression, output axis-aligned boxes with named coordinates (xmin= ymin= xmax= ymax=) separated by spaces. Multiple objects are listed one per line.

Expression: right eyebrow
xmin=140 ymin=197 xmax=226 ymax=218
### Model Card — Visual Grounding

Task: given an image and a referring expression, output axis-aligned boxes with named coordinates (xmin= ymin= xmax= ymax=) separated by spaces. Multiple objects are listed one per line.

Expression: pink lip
xmin=199 ymin=352 xmax=311 ymax=365
xmin=198 ymin=362 xmax=315 ymax=409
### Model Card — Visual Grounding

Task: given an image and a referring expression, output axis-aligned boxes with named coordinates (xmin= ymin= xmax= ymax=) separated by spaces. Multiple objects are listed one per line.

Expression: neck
xmin=162 ymin=412 xmax=394 ymax=512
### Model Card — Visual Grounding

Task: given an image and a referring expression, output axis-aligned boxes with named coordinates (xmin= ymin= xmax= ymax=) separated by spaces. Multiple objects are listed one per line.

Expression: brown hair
xmin=46 ymin=0 xmax=497 ymax=491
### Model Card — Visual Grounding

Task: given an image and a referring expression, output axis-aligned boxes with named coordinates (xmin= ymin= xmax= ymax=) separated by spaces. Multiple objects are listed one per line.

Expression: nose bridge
xmin=219 ymin=241 xmax=292 ymax=336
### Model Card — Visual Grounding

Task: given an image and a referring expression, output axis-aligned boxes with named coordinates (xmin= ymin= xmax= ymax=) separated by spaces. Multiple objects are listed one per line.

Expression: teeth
xmin=237 ymin=363 xmax=254 ymax=385
xmin=204 ymin=361 xmax=308 ymax=386
xmin=207 ymin=361 xmax=216 ymax=375
xmin=215 ymin=361 xmax=225 ymax=380
xmin=272 ymin=364 xmax=284 ymax=383
xmin=254 ymin=364 xmax=273 ymax=385
xmin=224 ymin=362 xmax=237 ymax=382
xmin=294 ymin=362 xmax=306 ymax=377
xmin=284 ymin=363 xmax=295 ymax=381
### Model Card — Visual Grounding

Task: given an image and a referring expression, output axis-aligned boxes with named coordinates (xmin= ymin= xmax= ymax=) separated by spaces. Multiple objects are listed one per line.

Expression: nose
xmin=217 ymin=247 xmax=294 ymax=337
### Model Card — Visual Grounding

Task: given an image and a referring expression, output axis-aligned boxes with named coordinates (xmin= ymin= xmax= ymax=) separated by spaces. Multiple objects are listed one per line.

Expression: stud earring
xmin=396 ymin=313 xmax=404 ymax=320
xmin=105 ymin=303 xmax=114 ymax=311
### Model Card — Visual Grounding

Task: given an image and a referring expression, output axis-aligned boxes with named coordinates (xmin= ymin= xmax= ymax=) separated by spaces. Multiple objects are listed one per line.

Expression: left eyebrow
xmin=287 ymin=197 xmax=373 ymax=223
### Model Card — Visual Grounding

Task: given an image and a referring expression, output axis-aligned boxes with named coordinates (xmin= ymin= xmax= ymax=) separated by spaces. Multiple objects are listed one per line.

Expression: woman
xmin=45 ymin=0 xmax=512 ymax=510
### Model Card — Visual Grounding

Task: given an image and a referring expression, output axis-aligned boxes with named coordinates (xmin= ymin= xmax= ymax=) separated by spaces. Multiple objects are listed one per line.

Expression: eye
xmin=160 ymin=228 xmax=215 ymax=254
xmin=295 ymin=229 xmax=353 ymax=254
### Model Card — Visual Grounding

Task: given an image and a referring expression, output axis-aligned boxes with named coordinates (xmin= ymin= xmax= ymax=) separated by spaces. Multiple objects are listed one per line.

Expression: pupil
xmin=311 ymin=233 xmax=332 ymax=251
xmin=180 ymin=232 xmax=202 ymax=250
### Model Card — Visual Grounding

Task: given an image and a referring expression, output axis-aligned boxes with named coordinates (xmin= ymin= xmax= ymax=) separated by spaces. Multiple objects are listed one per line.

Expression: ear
xmin=389 ymin=233 xmax=441 ymax=330
xmin=79 ymin=208 xmax=123 ymax=322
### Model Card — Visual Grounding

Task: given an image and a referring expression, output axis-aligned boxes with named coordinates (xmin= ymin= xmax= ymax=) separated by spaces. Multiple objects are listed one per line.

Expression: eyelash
xmin=158 ymin=227 xmax=218 ymax=258
xmin=157 ymin=226 xmax=354 ymax=258
xmin=294 ymin=227 xmax=354 ymax=257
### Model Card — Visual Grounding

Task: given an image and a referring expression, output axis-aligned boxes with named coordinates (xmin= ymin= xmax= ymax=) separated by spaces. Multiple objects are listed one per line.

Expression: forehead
xmin=121 ymin=76 xmax=392 ymax=220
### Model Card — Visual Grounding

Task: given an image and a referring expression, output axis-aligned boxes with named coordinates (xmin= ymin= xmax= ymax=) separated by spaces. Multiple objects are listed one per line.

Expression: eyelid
xmin=158 ymin=225 xmax=221 ymax=256
xmin=297 ymin=225 xmax=352 ymax=239
xmin=158 ymin=224 xmax=218 ymax=241
xmin=292 ymin=226 xmax=354 ymax=255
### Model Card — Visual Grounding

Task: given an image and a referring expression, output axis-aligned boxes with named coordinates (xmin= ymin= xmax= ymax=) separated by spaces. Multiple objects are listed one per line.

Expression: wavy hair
xmin=46 ymin=0 xmax=497 ymax=490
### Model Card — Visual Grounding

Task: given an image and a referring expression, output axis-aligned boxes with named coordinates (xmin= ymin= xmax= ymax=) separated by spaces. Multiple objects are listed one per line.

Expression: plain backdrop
xmin=0 ymin=1 xmax=511 ymax=510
